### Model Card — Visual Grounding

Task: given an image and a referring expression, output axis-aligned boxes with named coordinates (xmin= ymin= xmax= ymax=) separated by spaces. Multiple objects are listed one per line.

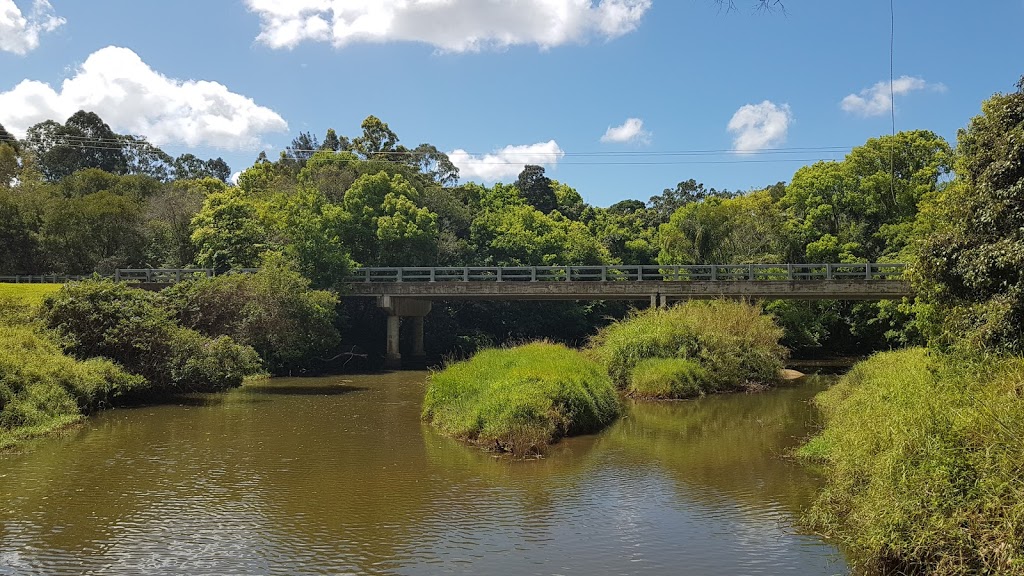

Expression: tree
xmin=515 ymin=165 xmax=557 ymax=214
xmin=121 ymin=135 xmax=173 ymax=181
xmin=340 ymin=171 xmax=439 ymax=266
xmin=648 ymin=179 xmax=732 ymax=225
xmin=914 ymin=78 xmax=1024 ymax=354
xmin=410 ymin=143 xmax=459 ymax=185
xmin=173 ymin=154 xmax=230 ymax=182
xmin=190 ymin=188 xmax=269 ymax=271
xmin=321 ymin=128 xmax=347 ymax=152
xmin=471 ymin=202 xmax=612 ymax=266
xmin=266 ymin=188 xmax=353 ymax=288
xmin=781 ymin=131 xmax=951 ymax=262
xmin=25 ymin=112 xmax=127 ymax=181
xmin=352 ymin=115 xmax=402 ymax=161
xmin=286 ymin=131 xmax=320 ymax=165
xmin=41 ymin=191 xmax=147 ymax=274
xmin=0 ymin=122 xmax=18 ymax=154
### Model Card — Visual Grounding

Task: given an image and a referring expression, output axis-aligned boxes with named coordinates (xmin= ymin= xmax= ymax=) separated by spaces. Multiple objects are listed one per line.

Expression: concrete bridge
xmin=344 ymin=263 xmax=910 ymax=368
xmin=2 ymin=263 xmax=911 ymax=370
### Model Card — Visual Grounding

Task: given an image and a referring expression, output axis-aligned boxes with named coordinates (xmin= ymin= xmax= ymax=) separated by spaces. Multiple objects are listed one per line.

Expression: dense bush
xmin=800 ymin=349 xmax=1024 ymax=575
xmin=0 ymin=324 xmax=144 ymax=448
xmin=41 ymin=279 xmax=260 ymax=393
xmin=422 ymin=342 xmax=620 ymax=455
xmin=628 ymin=358 xmax=709 ymax=399
xmin=588 ymin=300 xmax=786 ymax=396
xmin=162 ymin=257 xmax=340 ymax=374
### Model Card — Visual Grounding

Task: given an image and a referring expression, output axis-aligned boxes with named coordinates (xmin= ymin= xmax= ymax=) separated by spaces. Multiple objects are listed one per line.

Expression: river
xmin=0 ymin=372 xmax=847 ymax=575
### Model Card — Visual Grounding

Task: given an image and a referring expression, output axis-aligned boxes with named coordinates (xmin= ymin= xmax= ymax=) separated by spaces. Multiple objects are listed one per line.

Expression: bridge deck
xmin=0 ymin=264 xmax=913 ymax=301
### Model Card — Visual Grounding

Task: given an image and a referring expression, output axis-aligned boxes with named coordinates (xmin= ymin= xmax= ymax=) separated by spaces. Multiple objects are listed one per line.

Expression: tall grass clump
xmin=422 ymin=342 xmax=620 ymax=455
xmin=800 ymin=348 xmax=1024 ymax=575
xmin=0 ymin=324 xmax=144 ymax=449
xmin=589 ymin=300 xmax=786 ymax=398
xmin=628 ymin=358 xmax=709 ymax=399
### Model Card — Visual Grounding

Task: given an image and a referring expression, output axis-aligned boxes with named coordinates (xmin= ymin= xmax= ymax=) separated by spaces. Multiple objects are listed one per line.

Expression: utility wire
xmin=889 ymin=0 xmax=897 ymax=206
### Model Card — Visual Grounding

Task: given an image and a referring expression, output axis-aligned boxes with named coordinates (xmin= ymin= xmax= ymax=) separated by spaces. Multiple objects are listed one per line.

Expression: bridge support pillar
xmin=385 ymin=315 xmax=402 ymax=370
xmin=659 ymin=294 xmax=668 ymax=309
xmin=379 ymin=296 xmax=432 ymax=370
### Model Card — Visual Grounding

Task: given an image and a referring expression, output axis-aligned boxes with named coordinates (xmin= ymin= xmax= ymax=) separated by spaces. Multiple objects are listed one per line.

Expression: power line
xmin=22 ymin=134 xmax=856 ymax=159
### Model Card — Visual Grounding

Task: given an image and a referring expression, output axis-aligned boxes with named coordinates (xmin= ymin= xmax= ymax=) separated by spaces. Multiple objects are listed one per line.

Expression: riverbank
xmin=800 ymin=348 xmax=1024 ymax=574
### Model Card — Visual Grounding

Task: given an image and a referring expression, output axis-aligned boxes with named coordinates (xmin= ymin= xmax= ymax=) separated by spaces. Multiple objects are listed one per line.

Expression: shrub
xmin=162 ymin=256 xmax=340 ymax=374
xmin=422 ymin=342 xmax=620 ymax=455
xmin=0 ymin=324 xmax=144 ymax=448
xmin=589 ymin=299 xmax=786 ymax=395
xmin=41 ymin=279 xmax=260 ymax=393
xmin=628 ymin=358 xmax=709 ymax=399
xmin=800 ymin=349 xmax=1024 ymax=575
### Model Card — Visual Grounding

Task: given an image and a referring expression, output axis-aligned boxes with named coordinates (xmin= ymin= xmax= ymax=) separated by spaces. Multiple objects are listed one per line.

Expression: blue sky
xmin=1 ymin=0 xmax=1021 ymax=206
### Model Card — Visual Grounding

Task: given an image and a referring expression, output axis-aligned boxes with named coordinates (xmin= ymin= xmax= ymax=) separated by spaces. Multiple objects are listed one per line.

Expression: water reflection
xmin=0 ymin=373 xmax=847 ymax=575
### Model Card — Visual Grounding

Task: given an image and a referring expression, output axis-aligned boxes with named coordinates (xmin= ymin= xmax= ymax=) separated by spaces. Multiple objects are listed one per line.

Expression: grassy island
xmin=422 ymin=342 xmax=620 ymax=455
xmin=589 ymin=300 xmax=786 ymax=399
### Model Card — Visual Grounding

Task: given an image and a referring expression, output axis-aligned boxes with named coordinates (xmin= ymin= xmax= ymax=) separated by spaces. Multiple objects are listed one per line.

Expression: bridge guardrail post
xmin=866 ymin=263 xmax=873 ymax=280
xmin=637 ymin=265 xmax=642 ymax=281
xmin=601 ymin=266 xmax=607 ymax=281
xmin=497 ymin=268 xmax=503 ymax=282
xmin=430 ymin=268 xmax=436 ymax=282
xmin=788 ymin=263 xmax=793 ymax=280
xmin=463 ymin=267 xmax=469 ymax=282
xmin=748 ymin=264 xmax=754 ymax=281
xmin=397 ymin=268 xmax=403 ymax=283
xmin=531 ymin=267 xmax=537 ymax=282
xmin=565 ymin=266 xmax=571 ymax=281
xmin=826 ymin=263 xmax=833 ymax=280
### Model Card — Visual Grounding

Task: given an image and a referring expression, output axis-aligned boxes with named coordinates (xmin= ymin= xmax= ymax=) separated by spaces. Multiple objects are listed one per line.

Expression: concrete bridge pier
xmin=378 ymin=296 xmax=432 ymax=370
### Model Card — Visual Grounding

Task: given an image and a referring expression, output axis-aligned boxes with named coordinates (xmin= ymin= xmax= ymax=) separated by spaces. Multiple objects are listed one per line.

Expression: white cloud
xmin=449 ymin=140 xmax=565 ymax=182
xmin=0 ymin=0 xmax=64 ymax=54
xmin=841 ymin=76 xmax=944 ymax=117
xmin=727 ymin=100 xmax=792 ymax=153
xmin=600 ymin=117 xmax=650 ymax=144
xmin=0 ymin=46 xmax=288 ymax=149
xmin=245 ymin=0 xmax=652 ymax=52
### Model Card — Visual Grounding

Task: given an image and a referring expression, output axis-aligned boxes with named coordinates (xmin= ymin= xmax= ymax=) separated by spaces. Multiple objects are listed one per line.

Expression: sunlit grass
xmin=0 ymin=283 xmax=62 ymax=306
xmin=801 ymin=348 xmax=1024 ymax=574
xmin=0 ymin=324 xmax=144 ymax=450
xmin=422 ymin=342 xmax=620 ymax=455
xmin=588 ymin=299 xmax=786 ymax=397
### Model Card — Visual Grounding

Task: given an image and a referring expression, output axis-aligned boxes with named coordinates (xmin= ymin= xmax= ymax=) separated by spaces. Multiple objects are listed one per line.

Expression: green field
xmin=0 ymin=283 xmax=63 ymax=306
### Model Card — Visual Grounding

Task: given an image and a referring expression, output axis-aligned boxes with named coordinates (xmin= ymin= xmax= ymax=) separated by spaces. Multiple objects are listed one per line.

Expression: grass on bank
xmin=0 ymin=323 xmax=144 ymax=449
xmin=800 ymin=348 xmax=1024 ymax=575
xmin=422 ymin=342 xmax=620 ymax=455
xmin=589 ymin=300 xmax=786 ymax=399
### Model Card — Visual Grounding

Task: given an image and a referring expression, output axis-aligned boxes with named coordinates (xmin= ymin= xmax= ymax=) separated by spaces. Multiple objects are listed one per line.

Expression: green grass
xmin=800 ymin=348 xmax=1024 ymax=575
xmin=0 ymin=283 xmax=62 ymax=306
xmin=0 ymin=324 xmax=145 ymax=450
xmin=422 ymin=342 xmax=620 ymax=455
xmin=628 ymin=358 xmax=710 ymax=399
xmin=588 ymin=300 xmax=786 ymax=398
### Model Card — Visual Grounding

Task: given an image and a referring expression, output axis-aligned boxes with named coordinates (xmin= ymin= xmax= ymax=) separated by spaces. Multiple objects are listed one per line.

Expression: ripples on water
xmin=0 ymin=374 xmax=848 ymax=575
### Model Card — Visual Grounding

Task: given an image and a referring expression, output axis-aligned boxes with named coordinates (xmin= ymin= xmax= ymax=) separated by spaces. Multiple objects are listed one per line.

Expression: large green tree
xmin=340 ymin=171 xmax=438 ymax=266
xmin=190 ymin=188 xmax=270 ymax=270
xmin=915 ymin=78 xmax=1024 ymax=354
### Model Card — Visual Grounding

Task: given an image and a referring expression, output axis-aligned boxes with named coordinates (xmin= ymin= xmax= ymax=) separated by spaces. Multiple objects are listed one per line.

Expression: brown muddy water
xmin=0 ymin=373 xmax=847 ymax=575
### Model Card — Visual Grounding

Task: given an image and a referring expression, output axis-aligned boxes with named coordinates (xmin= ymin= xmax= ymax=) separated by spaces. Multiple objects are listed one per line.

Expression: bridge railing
xmin=346 ymin=263 xmax=907 ymax=283
xmin=1 ymin=264 xmax=907 ymax=285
